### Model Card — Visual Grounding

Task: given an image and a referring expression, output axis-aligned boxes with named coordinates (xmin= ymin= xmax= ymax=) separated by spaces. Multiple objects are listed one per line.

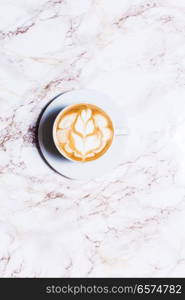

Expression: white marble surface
xmin=0 ymin=0 xmax=185 ymax=277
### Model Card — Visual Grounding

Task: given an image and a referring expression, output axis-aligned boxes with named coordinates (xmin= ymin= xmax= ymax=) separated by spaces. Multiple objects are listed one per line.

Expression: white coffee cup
xmin=53 ymin=103 xmax=126 ymax=162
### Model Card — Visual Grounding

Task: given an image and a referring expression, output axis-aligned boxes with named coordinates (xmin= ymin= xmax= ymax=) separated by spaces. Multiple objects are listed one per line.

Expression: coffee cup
xmin=53 ymin=103 xmax=125 ymax=162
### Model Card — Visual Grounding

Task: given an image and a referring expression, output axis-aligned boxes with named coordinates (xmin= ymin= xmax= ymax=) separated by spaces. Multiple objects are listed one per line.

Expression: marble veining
xmin=0 ymin=0 xmax=185 ymax=277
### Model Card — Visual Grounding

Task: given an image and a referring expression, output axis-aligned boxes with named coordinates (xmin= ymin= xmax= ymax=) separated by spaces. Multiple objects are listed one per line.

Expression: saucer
xmin=38 ymin=90 xmax=128 ymax=180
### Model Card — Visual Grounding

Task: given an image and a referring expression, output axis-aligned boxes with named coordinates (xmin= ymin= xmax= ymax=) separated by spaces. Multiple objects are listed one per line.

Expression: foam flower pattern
xmin=56 ymin=105 xmax=113 ymax=162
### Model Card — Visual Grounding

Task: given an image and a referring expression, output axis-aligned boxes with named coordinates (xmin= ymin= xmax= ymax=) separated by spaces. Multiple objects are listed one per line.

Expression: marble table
xmin=0 ymin=0 xmax=185 ymax=277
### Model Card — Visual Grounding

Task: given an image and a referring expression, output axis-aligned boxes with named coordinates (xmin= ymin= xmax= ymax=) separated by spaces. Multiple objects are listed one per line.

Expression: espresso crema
xmin=54 ymin=103 xmax=114 ymax=162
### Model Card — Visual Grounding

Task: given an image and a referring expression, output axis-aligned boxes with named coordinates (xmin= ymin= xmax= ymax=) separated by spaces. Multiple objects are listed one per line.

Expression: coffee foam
xmin=55 ymin=104 xmax=114 ymax=162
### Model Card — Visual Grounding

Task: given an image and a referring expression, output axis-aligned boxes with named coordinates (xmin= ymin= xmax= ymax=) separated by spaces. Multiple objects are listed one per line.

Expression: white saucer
xmin=38 ymin=90 xmax=128 ymax=180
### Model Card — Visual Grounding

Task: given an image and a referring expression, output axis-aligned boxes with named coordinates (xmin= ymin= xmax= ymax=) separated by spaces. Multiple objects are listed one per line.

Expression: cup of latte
xmin=53 ymin=103 xmax=116 ymax=162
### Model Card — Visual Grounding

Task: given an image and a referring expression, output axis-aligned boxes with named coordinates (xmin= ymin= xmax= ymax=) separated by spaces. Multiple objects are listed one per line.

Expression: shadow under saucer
xmin=37 ymin=94 xmax=72 ymax=177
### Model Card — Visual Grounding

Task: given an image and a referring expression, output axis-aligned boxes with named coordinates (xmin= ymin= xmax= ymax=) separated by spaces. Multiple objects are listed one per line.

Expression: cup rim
xmin=52 ymin=102 xmax=115 ymax=162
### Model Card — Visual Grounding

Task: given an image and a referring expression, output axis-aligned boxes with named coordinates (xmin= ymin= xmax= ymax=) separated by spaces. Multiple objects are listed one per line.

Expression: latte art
xmin=54 ymin=104 xmax=114 ymax=162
